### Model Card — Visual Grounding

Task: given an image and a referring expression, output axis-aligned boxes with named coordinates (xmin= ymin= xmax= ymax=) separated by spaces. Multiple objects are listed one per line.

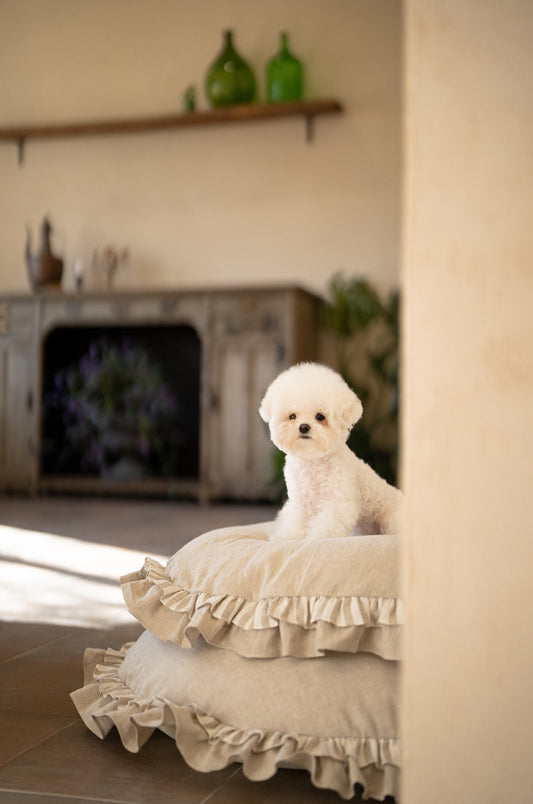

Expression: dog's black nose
xmin=299 ymin=423 xmax=310 ymax=434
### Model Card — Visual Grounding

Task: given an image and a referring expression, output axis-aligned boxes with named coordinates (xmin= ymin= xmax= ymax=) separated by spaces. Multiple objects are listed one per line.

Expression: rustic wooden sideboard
xmin=0 ymin=285 xmax=322 ymax=501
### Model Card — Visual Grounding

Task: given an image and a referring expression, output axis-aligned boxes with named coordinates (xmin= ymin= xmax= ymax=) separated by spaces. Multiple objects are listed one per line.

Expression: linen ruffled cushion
xmin=120 ymin=522 xmax=402 ymax=659
xmin=70 ymin=629 xmax=400 ymax=801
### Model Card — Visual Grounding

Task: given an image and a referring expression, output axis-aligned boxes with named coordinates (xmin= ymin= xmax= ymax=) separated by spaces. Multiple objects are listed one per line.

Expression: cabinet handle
xmin=26 ymin=390 xmax=33 ymax=411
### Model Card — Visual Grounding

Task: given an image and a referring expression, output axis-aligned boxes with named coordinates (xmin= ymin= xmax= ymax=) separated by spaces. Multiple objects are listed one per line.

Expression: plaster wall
xmin=0 ymin=0 xmax=401 ymax=297
xmin=402 ymin=1 xmax=533 ymax=800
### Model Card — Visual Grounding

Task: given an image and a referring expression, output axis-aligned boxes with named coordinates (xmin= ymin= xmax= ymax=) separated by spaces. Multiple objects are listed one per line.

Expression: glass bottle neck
xmin=279 ymin=32 xmax=290 ymax=55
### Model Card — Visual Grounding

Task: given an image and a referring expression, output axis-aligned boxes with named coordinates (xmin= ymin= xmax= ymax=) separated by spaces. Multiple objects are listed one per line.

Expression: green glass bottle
xmin=205 ymin=29 xmax=256 ymax=107
xmin=266 ymin=32 xmax=304 ymax=103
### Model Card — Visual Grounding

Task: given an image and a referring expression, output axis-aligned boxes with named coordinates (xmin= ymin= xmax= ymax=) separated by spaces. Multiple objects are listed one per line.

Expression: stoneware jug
xmin=26 ymin=217 xmax=63 ymax=290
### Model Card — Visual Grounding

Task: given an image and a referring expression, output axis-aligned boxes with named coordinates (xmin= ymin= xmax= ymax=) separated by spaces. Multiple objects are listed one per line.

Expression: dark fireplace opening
xmin=41 ymin=324 xmax=201 ymax=483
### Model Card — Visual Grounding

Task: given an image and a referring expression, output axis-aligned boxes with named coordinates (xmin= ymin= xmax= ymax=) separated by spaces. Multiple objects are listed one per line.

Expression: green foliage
xmin=323 ymin=274 xmax=384 ymax=343
xmin=322 ymin=273 xmax=401 ymax=485
xmin=44 ymin=337 xmax=179 ymax=476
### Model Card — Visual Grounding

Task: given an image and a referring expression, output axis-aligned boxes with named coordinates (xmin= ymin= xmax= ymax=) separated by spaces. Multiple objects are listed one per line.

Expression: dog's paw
xmin=269 ymin=525 xmax=306 ymax=541
xmin=305 ymin=524 xmax=353 ymax=540
xmin=304 ymin=508 xmax=356 ymax=541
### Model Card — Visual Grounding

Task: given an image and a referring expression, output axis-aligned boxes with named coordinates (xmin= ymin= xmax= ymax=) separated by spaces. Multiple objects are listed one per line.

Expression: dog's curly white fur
xmin=259 ymin=362 xmax=403 ymax=540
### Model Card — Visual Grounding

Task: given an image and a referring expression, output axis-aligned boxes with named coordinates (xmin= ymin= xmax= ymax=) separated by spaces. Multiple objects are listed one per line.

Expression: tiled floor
xmin=0 ymin=496 xmax=389 ymax=803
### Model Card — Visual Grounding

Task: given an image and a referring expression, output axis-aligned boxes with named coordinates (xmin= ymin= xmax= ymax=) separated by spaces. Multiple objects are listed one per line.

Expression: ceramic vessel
xmin=25 ymin=217 xmax=63 ymax=290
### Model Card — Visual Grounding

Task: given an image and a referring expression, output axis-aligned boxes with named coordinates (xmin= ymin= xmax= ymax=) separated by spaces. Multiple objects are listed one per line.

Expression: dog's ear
xmin=336 ymin=388 xmax=363 ymax=432
xmin=259 ymin=387 xmax=272 ymax=423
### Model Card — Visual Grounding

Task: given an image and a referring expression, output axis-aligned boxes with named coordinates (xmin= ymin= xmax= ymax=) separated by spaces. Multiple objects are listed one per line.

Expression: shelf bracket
xmin=17 ymin=138 xmax=25 ymax=166
xmin=304 ymin=114 xmax=315 ymax=144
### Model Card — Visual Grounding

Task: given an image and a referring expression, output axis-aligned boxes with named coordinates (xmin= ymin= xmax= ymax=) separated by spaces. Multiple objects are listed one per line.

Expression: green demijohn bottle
xmin=205 ymin=29 xmax=256 ymax=107
xmin=266 ymin=31 xmax=304 ymax=103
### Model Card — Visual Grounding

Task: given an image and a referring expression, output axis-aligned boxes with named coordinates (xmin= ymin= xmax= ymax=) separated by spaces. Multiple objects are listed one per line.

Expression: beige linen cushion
xmin=71 ymin=629 xmax=400 ymax=801
xmin=120 ymin=522 xmax=402 ymax=659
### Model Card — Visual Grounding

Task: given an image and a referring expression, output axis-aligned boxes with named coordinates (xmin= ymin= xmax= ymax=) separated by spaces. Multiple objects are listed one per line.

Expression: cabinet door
xmin=0 ymin=303 xmax=36 ymax=492
xmin=210 ymin=343 xmax=282 ymax=499
xmin=207 ymin=294 xmax=288 ymax=500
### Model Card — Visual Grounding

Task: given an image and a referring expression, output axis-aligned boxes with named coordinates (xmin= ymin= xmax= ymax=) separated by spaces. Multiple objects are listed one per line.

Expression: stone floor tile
xmin=0 ymin=794 xmax=122 ymax=803
xmin=0 ymin=622 xmax=76 ymax=663
xmin=0 ymin=623 xmax=143 ymax=718
xmin=0 ymin=721 xmax=240 ymax=803
xmin=0 ymin=711 xmax=73 ymax=766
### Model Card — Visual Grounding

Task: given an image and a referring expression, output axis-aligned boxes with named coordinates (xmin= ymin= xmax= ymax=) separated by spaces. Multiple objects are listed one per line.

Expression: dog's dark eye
xmin=289 ymin=413 xmax=296 ymax=420
xmin=316 ymin=413 xmax=326 ymax=422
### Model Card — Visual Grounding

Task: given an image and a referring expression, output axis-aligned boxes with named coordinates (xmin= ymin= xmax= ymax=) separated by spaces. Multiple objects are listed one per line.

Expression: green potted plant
xmin=43 ymin=337 xmax=180 ymax=479
xmin=321 ymin=273 xmax=400 ymax=485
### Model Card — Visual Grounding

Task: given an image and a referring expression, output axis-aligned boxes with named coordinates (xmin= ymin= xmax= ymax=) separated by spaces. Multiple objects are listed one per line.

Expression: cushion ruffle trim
xmin=70 ymin=643 xmax=400 ymax=802
xmin=120 ymin=558 xmax=403 ymax=660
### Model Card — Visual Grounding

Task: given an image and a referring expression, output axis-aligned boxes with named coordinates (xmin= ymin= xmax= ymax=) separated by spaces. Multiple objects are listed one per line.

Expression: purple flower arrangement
xmin=44 ymin=338 xmax=178 ymax=476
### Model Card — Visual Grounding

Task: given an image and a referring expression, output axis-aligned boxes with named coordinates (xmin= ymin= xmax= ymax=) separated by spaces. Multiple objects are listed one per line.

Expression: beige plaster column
xmin=402 ymin=1 xmax=533 ymax=800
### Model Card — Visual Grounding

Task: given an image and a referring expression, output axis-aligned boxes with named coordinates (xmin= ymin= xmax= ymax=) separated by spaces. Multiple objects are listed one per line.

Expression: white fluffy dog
xmin=259 ymin=362 xmax=403 ymax=540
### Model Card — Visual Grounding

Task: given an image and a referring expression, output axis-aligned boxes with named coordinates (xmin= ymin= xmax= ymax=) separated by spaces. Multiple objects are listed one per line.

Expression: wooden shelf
xmin=0 ymin=98 xmax=343 ymax=163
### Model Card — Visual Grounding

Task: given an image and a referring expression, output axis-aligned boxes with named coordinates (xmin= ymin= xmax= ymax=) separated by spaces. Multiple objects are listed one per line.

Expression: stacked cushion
xmin=120 ymin=522 xmax=402 ymax=661
xmin=71 ymin=521 xmax=402 ymax=800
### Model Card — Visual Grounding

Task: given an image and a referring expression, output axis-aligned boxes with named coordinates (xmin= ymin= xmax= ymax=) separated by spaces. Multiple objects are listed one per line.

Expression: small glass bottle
xmin=266 ymin=32 xmax=304 ymax=103
xmin=205 ymin=29 xmax=256 ymax=107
